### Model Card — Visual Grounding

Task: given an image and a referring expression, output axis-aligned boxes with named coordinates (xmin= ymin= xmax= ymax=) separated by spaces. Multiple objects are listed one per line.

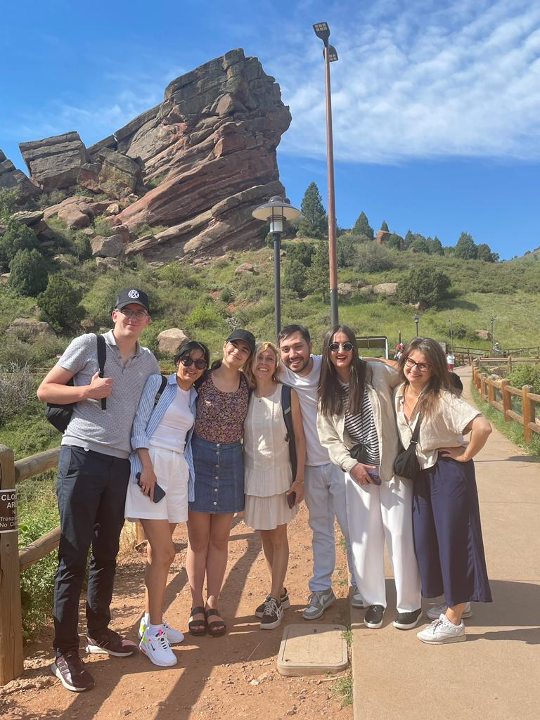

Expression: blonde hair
xmin=244 ymin=341 xmax=281 ymax=388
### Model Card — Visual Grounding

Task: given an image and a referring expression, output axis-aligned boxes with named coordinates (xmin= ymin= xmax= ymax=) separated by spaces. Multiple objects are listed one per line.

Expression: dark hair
xmin=319 ymin=325 xmax=366 ymax=417
xmin=278 ymin=324 xmax=311 ymax=346
xmin=398 ymin=337 xmax=455 ymax=416
xmin=174 ymin=340 xmax=210 ymax=388
xmin=448 ymin=371 xmax=463 ymax=395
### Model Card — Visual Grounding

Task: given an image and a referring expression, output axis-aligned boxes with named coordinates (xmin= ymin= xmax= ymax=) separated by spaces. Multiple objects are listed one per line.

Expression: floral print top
xmin=194 ymin=372 xmax=250 ymax=443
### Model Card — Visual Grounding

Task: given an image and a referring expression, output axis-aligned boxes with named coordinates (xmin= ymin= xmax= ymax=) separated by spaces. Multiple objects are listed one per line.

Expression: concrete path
xmin=351 ymin=366 xmax=540 ymax=720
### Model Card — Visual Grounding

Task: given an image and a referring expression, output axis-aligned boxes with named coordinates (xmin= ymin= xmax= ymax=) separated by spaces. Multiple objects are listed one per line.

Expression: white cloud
xmin=272 ymin=0 xmax=540 ymax=163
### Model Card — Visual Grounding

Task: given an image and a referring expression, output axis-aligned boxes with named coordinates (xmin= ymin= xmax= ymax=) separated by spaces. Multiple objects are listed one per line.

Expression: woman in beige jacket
xmin=316 ymin=325 xmax=421 ymax=630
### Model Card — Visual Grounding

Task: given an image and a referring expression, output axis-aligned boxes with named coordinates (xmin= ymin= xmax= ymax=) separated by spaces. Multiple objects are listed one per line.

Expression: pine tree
xmin=455 ymin=232 xmax=477 ymax=260
xmin=352 ymin=211 xmax=374 ymax=240
xmin=427 ymin=236 xmax=444 ymax=255
xmin=386 ymin=233 xmax=403 ymax=250
xmin=38 ymin=275 xmax=84 ymax=331
xmin=397 ymin=266 xmax=451 ymax=307
xmin=403 ymin=229 xmax=415 ymax=249
xmin=380 ymin=220 xmax=389 ymax=232
xmin=284 ymin=258 xmax=307 ymax=296
xmin=8 ymin=249 xmax=48 ymax=296
xmin=298 ymin=182 xmax=327 ymax=238
xmin=477 ymin=243 xmax=497 ymax=262
xmin=305 ymin=239 xmax=329 ymax=301
xmin=0 ymin=218 xmax=40 ymax=268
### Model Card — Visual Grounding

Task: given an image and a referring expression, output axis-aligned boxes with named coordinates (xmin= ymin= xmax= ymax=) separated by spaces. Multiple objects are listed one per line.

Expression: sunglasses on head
xmin=179 ymin=355 xmax=207 ymax=370
xmin=329 ymin=341 xmax=354 ymax=352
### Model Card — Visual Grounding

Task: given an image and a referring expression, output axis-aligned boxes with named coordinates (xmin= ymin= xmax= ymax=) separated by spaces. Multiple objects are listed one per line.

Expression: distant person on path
xmin=37 ymin=288 xmax=159 ymax=692
xmin=243 ymin=342 xmax=306 ymax=630
xmin=446 ymin=352 xmax=455 ymax=371
xmin=395 ymin=337 xmax=493 ymax=644
xmin=278 ymin=324 xmax=362 ymax=619
xmin=126 ymin=340 xmax=210 ymax=667
xmin=395 ymin=343 xmax=404 ymax=361
xmin=186 ymin=329 xmax=255 ymax=637
xmin=317 ymin=326 xmax=422 ymax=631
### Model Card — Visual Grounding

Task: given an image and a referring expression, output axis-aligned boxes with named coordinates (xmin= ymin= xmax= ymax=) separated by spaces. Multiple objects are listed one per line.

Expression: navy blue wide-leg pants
xmin=412 ymin=456 xmax=492 ymax=607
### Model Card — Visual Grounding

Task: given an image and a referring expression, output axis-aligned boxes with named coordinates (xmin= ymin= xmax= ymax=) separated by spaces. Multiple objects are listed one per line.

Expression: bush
xmin=286 ymin=241 xmax=315 ymax=267
xmin=0 ymin=218 xmax=40 ymax=268
xmin=337 ymin=233 xmax=362 ymax=267
xmin=220 ymin=287 xmax=234 ymax=303
xmin=38 ymin=275 xmax=84 ymax=332
xmin=9 ymin=249 xmax=49 ymax=296
xmin=284 ymin=258 xmax=307 ymax=295
xmin=93 ymin=216 xmax=115 ymax=237
xmin=0 ymin=364 xmax=35 ymax=424
xmin=507 ymin=365 xmax=540 ymax=395
xmin=186 ymin=303 xmax=225 ymax=330
xmin=355 ymin=243 xmax=393 ymax=273
xmin=0 ymin=188 xmax=18 ymax=219
xmin=397 ymin=266 xmax=452 ymax=307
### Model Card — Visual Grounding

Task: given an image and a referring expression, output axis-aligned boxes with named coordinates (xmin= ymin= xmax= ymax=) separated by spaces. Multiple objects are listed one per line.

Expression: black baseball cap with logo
xmin=115 ymin=288 xmax=150 ymax=313
xmin=226 ymin=329 xmax=256 ymax=354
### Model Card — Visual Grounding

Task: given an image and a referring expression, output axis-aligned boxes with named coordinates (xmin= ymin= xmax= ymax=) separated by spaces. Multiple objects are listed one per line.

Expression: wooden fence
xmin=472 ymin=362 xmax=540 ymax=443
xmin=0 ymin=444 xmax=144 ymax=686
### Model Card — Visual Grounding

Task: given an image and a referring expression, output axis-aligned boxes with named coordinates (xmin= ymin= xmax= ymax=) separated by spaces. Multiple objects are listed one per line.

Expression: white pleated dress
xmin=244 ymin=384 xmax=298 ymax=530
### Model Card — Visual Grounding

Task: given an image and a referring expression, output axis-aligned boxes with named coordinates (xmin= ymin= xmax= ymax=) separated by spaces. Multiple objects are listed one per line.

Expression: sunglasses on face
xmin=179 ymin=355 xmax=207 ymax=370
xmin=404 ymin=357 xmax=431 ymax=372
xmin=118 ymin=308 xmax=148 ymax=319
xmin=329 ymin=342 xmax=354 ymax=352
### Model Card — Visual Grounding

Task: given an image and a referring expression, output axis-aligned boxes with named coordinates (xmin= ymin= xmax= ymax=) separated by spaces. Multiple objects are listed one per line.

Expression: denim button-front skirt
xmin=189 ymin=434 xmax=245 ymax=514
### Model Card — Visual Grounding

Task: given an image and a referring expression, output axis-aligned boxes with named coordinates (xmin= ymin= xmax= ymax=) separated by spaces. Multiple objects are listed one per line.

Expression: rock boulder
xmin=0 ymin=149 xmax=41 ymax=200
xmin=157 ymin=328 xmax=188 ymax=355
xmin=19 ymin=132 xmax=89 ymax=191
xmin=91 ymin=234 xmax=124 ymax=258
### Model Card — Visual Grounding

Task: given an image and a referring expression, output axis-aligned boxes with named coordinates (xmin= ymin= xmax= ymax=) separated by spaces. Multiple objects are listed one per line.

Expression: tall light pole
xmin=252 ymin=196 xmax=300 ymax=341
xmin=414 ymin=314 xmax=420 ymax=337
xmin=313 ymin=21 xmax=339 ymax=327
xmin=490 ymin=317 xmax=495 ymax=352
xmin=449 ymin=316 xmax=453 ymax=351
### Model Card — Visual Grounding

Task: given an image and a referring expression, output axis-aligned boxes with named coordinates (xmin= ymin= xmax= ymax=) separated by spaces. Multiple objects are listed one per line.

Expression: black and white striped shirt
xmin=340 ymin=382 xmax=380 ymax=465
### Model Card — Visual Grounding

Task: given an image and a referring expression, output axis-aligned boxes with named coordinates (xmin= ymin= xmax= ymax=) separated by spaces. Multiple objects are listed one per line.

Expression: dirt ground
xmin=1 ymin=504 xmax=353 ymax=720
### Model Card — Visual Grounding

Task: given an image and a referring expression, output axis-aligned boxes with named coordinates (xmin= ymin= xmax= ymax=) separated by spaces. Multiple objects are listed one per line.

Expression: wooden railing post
xmin=522 ymin=385 xmax=533 ymax=443
xmin=480 ymin=374 xmax=486 ymax=402
xmin=501 ymin=379 xmax=510 ymax=422
xmin=0 ymin=445 xmax=24 ymax=685
xmin=488 ymin=376 xmax=495 ymax=406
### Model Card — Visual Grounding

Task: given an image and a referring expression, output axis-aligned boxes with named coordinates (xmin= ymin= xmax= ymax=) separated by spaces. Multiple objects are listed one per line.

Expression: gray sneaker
xmin=303 ymin=588 xmax=336 ymax=620
xmin=427 ymin=601 xmax=472 ymax=621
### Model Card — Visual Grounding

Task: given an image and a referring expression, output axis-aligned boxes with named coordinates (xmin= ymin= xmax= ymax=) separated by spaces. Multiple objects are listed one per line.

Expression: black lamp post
xmin=490 ymin=317 xmax=495 ymax=352
xmin=414 ymin=314 xmax=420 ymax=337
xmin=252 ymin=196 xmax=300 ymax=341
xmin=313 ymin=21 xmax=339 ymax=327
xmin=449 ymin=317 xmax=454 ymax=351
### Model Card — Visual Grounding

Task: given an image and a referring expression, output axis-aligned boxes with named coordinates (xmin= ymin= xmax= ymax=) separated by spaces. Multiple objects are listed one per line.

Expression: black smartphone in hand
xmin=287 ymin=491 xmax=296 ymax=509
xmin=136 ymin=473 xmax=166 ymax=503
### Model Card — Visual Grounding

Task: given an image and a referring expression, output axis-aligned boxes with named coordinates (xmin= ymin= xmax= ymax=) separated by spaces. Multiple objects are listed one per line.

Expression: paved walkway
xmin=351 ymin=366 xmax=540 ymax=720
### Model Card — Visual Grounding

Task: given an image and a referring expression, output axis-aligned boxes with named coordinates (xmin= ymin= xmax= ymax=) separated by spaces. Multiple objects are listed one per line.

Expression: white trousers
xmin=345 ymin=474 xmax=421 ymax=612
xmin=304 ymin=463 xmax=357 ymax=592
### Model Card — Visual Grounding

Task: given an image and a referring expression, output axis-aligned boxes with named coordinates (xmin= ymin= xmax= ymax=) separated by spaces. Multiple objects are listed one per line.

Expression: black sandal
xmin=189 ymin=606 xmax=207 ymax=636
xmin=205 ymin=608 xmax=227 ymax=637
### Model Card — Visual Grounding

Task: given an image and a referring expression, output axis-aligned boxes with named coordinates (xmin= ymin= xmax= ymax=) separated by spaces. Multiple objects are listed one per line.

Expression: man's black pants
xmin=53 ymin=445 xmax=130 ymax=653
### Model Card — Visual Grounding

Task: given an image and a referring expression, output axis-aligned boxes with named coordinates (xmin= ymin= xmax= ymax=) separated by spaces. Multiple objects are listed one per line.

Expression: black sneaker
xmin=85 ymin=628 xmax=136 ymax=657
xmin=393 ymin=608 xmax=423 ymax=630
xmin=255 ymin=588 xmax=290 ymax=618
xmin=364 ymin=604 xmax=385 ymax=629
xmin=260 ymin=597 xmax=284 ymax=630
xmin=51 ymin=649 xmax=94 ymax=692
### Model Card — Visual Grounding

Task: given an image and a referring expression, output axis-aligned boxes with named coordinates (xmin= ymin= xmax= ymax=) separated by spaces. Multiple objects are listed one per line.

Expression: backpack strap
xmin=96 ymin=334 xmax=107 ymax=410
xmin=281 ymin=384 xmax=297 ymax=481
xmin=153 ymin=375 xmax=168 ymax=408
xmin=410 ymin=413 xmax=422 ymax=444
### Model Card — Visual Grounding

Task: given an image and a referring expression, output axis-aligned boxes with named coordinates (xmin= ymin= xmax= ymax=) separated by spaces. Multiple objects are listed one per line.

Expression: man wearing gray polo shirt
xmin=37 ymin=288 xmax=159 ymax=692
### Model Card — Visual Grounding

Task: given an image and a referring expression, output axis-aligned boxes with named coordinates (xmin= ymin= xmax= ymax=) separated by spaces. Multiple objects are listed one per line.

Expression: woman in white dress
xmin=243 ymin=342 xmax=306 ymax=630
xmin=125 ymin=340 xmax=209 ymax=667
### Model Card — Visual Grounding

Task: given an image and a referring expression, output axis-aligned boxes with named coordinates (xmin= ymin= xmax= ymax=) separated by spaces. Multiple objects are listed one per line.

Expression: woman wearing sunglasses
xmin=317 ymin=326 xmax=422 ymax=631
xmin=395 ymin=338 xmax=492 ymax=644
xmin=187 ymin=329 xmax=256 ymax=638
xmin=125 ymin=340 xmax=210 ymax=667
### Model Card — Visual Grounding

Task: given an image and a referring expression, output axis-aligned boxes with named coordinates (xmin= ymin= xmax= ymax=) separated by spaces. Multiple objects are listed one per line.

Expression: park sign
xmin=0 ymin=489 xmax=17 ymax=533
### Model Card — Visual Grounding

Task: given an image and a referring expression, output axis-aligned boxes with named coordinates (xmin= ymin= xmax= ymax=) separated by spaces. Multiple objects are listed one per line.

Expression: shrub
xmin=93 ymin=215 xmax=115 ymax=237
xmin=286 ymin=241 xmax=315 ymax=267
xmin=284 ymin=258 xmax=307 ymax=295
xmin=0 ymin=188 xmax=18 ymax=219
xmin=220 ymin=287 xmax=234 ymax=303
xmin=186 ymin=303 xmax=225 ymax=330
xmin=0 ymin=218 xmax=40 ymax=268
xmin=397 ymin=266 xmax=452 ymax=307
xmin=355 ymin=243 xmax=393 ymax=273
xmin=38 ymin=275 xmax=84 ymax=332
xmin=0 ymin=364 xmax=35 ymax=424
xmin=507 ymin=365 xmax=540 ymax=395
xmin=9 ymin=249 xmax=49 ymax=296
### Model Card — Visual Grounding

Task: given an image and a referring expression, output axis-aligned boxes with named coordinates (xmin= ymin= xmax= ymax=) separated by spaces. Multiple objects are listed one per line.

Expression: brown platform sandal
xmin=189 ymin=606 xmax=207 ymax=636
xmin=205 ymin=608 xmax=227 ymax=637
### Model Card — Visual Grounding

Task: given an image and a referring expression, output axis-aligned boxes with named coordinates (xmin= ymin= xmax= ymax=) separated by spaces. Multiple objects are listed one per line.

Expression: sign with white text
xmin=0 ymin=489 xmax=17 ymax=533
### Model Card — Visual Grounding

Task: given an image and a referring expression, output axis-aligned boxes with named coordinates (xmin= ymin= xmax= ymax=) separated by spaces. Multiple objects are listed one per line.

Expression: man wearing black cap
xmin=37 ymin=288 xmax=160 ymax=692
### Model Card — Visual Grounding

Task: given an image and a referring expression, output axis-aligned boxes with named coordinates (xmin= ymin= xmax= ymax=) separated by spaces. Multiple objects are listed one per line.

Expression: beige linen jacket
xmin=316 ymin=361 xmax=401 ymax=482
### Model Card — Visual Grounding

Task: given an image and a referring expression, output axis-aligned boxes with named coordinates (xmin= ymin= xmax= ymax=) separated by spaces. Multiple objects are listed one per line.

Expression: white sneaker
xmin=417 ymin=614 xmax=466 ymax=644
xmin=138 ymin=616 xmax=184 ymax=644
xmin=427 ymin=602 xmax=472 ymax=621
xmin=139 ymin=629 xmax=178 ymax=667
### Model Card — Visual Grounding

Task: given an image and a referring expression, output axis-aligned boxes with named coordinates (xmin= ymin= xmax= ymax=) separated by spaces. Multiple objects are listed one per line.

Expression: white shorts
xmin=125 ymin=446 xmax=189 ymax=523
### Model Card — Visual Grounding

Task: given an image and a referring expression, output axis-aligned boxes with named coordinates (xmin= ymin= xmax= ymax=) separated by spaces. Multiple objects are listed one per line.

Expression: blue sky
xmin=2 ymin=0 xmax=540 ymax=259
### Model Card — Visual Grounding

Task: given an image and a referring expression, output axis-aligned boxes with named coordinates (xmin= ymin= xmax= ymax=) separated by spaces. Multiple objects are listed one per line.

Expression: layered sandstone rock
xmin=0 ymin=149 xmax=41 ymax=199
xmin=19 ymin=132 xmax=89 ymax=192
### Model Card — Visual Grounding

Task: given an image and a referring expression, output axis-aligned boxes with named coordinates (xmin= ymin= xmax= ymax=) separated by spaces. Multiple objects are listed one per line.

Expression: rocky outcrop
xmin=19 ymin=132 xmax=89 ymax=192
xmin=7 ymin=318 xmax=55 ymax=339
xmin=157 ymin=328 xmax=187 ymax=354
xmin=373 ymin=282 xmax=398 ymax=296
xmin=91 ymin=234 xmax=124 ymax=258
xmin=0 ymin=149 xmax=41 ymax=200
xmin=376 ymin=229 xmax=391 ymax=245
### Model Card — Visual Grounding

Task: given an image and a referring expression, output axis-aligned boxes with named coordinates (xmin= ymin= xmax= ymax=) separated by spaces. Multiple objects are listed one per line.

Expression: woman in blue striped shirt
xmin=125 ymin=340 xmax=209 ymax=667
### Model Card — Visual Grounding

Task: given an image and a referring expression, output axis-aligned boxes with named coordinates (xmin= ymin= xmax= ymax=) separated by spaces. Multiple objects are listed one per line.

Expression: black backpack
xmin=281 ymin=384 xmax=297 ymax=480
xmin=45 ymin=334 xmax=107 ymax=433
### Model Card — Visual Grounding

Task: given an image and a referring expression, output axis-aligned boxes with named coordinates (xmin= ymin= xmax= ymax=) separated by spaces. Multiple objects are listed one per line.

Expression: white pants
xmin=345 ymin=474 xmax=421 ymax=612
xmin=304 ymin=463 xmax=357 ymax=592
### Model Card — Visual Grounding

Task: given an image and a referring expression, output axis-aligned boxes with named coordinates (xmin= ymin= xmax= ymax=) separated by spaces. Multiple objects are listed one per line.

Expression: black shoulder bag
xmin=45 ymin=334 xmax=107 ymax=432
xmin=281 ymin=384 xmax=297 ymax=480
xmin=393 ymin=413 xmax=422 ymax=480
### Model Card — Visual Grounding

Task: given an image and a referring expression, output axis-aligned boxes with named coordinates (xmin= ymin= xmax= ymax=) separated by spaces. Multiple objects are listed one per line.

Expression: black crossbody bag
xmin=393 ymin=413 xmax=422 ymax=480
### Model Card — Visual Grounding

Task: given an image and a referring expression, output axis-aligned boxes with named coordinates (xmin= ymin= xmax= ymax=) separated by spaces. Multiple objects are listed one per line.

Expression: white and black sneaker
xmin=260 ymin=597 xmax=283 ymax=630
xmin=364 ymin=604 xmax=385 ymax=629
xmin=393 ymin=608 xmax=423 ymax=630
xmin=255 ymin=588 xmax=290 ymax=618
xmin=139 ymin=628 xmax=177 ymax=667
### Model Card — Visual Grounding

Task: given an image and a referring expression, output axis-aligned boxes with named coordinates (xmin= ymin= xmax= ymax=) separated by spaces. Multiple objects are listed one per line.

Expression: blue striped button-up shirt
xmin=129 ymin=373 xmax=198 ymax=502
